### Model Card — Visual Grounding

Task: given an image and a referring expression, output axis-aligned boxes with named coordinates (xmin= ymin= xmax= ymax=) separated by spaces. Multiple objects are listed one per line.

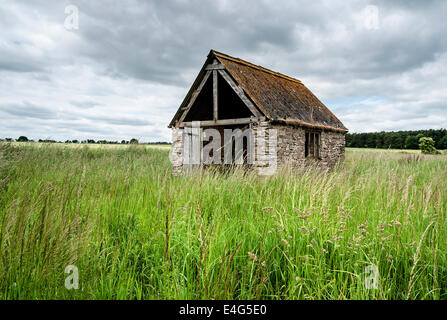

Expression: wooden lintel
xmin=205 ymin=64 xmax=225 ymax=70
xmin=179 ymin=117 xmax=255 ymax=127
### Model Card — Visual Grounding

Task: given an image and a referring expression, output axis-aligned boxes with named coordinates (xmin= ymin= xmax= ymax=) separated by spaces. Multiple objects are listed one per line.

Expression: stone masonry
xmin=171 ymin=122 xmax=345 ymax=175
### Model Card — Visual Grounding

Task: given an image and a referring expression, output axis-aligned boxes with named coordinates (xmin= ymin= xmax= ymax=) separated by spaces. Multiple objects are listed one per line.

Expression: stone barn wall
xmin=170 ymin=128 xmax=184 ymax=175
xmin=273 ymin=124 xmax=345 ymax=170
xmin=170 ymin=123 xmax=345 ymax=174
xmin=319 ymin=130 xmax=346 ymax=168
xmin=273 ymin=124 xmax=306 ymax=168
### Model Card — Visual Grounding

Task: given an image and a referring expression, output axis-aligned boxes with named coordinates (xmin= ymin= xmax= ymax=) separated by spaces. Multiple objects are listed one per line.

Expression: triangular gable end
xmin=169 ymin=52 xmax=265 ymax=127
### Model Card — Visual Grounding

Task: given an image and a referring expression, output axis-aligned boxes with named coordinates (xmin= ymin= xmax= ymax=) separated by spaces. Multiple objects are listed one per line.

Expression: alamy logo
xmin=64 ymin=5 xmax=79 ymax=30
xmin=364 ymin=264 xmax=379 ymax=289
xmin=172 ymin=121 xmax=277 ymax=175
xmin=65 ymin=265 xmax=79 ymax=290
xmin=362 ymin=5 xmax=380 ymax=30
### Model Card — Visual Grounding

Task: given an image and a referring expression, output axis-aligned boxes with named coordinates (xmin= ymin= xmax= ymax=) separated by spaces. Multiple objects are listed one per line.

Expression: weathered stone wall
xmin=319 ymin=130 xmax=346 ymax=168
xmin=170 ymin=123 xmax=345 ymax=174
xmin=264 ymin=123 xmax=345 ymax=170
xmin=272 ymin=124 xmax=306 ymax=168
xmin=170 ymin=128 xmax=183 ymax=175
xmin=252 ymin=121 xmax=276 ymax=174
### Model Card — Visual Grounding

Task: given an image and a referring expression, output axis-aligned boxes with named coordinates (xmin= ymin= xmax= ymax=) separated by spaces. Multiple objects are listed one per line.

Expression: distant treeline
xmin=0 ymin=136 xmax=171 ymax=145
xmin=346 ymin=129 xmax=447 ymax=149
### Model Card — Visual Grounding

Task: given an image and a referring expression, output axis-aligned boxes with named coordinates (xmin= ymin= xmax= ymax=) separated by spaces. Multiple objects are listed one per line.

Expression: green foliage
xmin=419 ymin=137 xmax=440 ymax=154
xmin=439 ymin=135 xmax=447 ymax=150
xmin=130 ymin=138 xmax=139 ymax=144
xmin=405 ymin=136 xmax=419 ymax=149
xmin=17 ymin=136 xmax=28 ymax=142
xmin=346 ymin=129 xmax=447 ymax=150
xmin=422 ymin=138 xmax=441 ymax=154
xmin=0 ymin=143 xmax=446 ymax=300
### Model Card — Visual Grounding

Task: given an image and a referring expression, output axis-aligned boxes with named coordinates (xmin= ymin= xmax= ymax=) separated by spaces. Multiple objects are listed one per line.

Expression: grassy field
xmin=7 ymin=141 xmax=172 ymax=150
xmin=0 ymin=142 xmax=446 ymax=299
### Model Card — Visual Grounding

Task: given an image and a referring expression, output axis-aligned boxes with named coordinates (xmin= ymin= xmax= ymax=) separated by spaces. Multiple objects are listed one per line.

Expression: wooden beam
xmin=179 ymin=117 xmax=255 ymax=127
xmin=205 ymin=64 xmax=225 ymax=70
xmin=178 ymin=70 xmax=212 ymax=123
xmin=217 ymin=70 xmax=263 ymax=119
xmin=317 ymin=133 xmax=321 ymax=158
xmin=213 ymin=70 xmax=218 ymax=120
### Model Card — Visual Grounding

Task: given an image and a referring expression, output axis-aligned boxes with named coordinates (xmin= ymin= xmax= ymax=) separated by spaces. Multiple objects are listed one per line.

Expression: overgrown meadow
xmin=0 ymin=143 xmax=446 ymax=299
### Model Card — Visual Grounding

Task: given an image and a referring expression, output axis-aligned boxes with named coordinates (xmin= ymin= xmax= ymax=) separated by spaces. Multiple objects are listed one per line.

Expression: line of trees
xmin=0 ymin=137 xmax=171 ymax=145
xmin=4 ymin=130 xmax=447 ymax=150
xmin=346 ymin=129 xmax=447 ymax=150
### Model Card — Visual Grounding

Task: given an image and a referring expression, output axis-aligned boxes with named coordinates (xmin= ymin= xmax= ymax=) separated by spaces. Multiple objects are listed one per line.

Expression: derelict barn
xmin=169 ymin=50 xmax=348 ymax=174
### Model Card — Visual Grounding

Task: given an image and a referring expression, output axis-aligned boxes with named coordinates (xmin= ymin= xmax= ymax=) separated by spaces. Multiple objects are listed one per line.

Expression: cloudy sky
xmin=1 ymin=0 xmax=446 ymax=142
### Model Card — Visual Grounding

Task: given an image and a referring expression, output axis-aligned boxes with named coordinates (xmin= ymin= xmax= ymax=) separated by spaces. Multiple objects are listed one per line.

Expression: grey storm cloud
xmin=0 ymin=57 xmax=44 ymax=73
xmin=0 ymin=0 xmax=446 ymax=142
xmin=0 ymin=102 xmax=56 ymax=119
xmin=84 ymin=114 xmax=152 ymax=127
xmin=70 ymin=100 xmax=101 ymax=109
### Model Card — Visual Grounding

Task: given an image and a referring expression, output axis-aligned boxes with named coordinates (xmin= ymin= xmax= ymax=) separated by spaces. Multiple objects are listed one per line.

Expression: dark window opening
xmin=305 ymin=131 xmax=321 ymax=159
xmin=184 ymin=75 xmax=214 ymax=121
xmin=217 ymin=73 xmax=253 ymax=119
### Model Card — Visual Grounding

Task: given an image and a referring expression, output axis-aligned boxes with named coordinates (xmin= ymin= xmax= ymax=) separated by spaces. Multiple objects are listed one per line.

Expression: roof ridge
xmin=211 ymin=50 xmax=302 ymax=84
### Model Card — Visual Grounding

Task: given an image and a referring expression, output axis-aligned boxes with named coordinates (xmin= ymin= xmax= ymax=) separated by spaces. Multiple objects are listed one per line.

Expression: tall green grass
xmin=0 ymin=143 xmax=445 ymax=299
